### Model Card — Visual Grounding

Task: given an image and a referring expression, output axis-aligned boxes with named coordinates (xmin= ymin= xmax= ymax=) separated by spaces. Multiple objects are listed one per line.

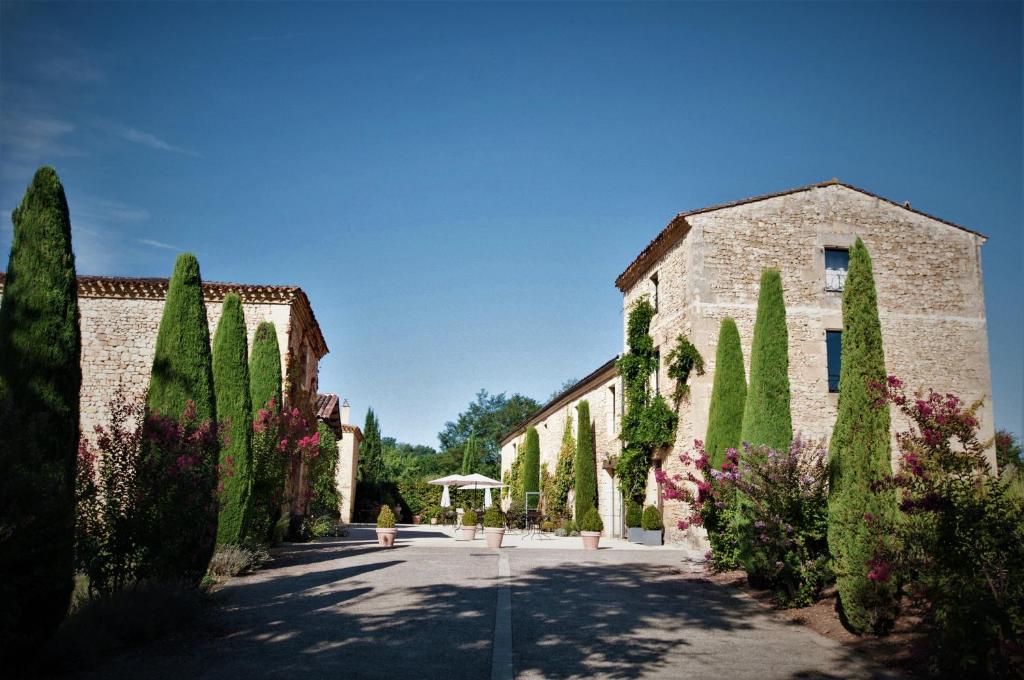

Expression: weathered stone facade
xmin=616 ymin=181 xmax=994 ymax=546
xmin=0 ymin=273 xmax=330 ymax=514
xmin=500 ymin=358 xmax=624 ymax=536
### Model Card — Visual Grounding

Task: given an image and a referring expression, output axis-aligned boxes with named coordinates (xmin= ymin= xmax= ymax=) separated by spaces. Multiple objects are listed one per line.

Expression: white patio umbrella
xmin=440 ymin=485 xmax=451 ymax=508
xmin=456 ymin=474 xmax=503 ymax=509
xmin=428 ymin=474 xmax=467 ymax=510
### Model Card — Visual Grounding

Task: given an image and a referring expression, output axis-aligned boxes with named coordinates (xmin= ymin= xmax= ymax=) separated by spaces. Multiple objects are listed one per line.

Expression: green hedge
xmin=641 ymin=505 xmax=663 ymax=530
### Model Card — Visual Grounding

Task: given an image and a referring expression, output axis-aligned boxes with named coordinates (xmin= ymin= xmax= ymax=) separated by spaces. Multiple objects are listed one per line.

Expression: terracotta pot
xmin=459 ymin=526 xmax=477 ymax=541
xmin=376 ymin=528 xmax=397 ymax=547
xmin=412 ymin=515 xmax=422 ymax=525
xmin=485 ymin=527 xmax=505 ymax=548
xmin=430 ymin=517 xmax=438 ymax=525
xmin=581 ymin=530 xmax=601 ymax=551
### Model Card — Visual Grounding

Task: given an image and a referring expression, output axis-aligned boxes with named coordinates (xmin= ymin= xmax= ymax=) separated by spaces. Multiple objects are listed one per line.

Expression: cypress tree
xmin=249 ymin=321 xmax=282 ymax=415
xmin=827 ymin=238 xmax=899 ymax=633
xmin=552 ymin=411 xmax=575 ymax=515
xmin=141 ymin=253 xmax=217 ymax=583
xmin=574 ymin=400 xmax=597 ymax=520
xmin=740 ymin=269 xmax=792 ymax=450
xmin=705 ymin=317 xmax=747 ymax=468
xmin=146 ymin=253 xmax=216 ymax=422
xmin=0 ymin=167 xmax=80 ymax=659
xmin=522 ymin=426 xmax=540 ymax=509
xmin=213 ymin=294 xmax=254 ymax=545
xmin=461 ymin=431 xmax=480 ymax=475
xmin=359 ymin=408 xmax=384 ymax=482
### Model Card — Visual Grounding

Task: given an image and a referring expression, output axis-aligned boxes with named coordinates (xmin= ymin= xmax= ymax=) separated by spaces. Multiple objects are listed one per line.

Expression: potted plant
xmin=483 ymin=506 xmax=506 ymax=548
xmin=422 ymin=506 xmax=441 ymax=525
xmin=376 ymin=506 xmax=397 ymax=547
xmin=579 ymin=507 xmax=604 ymax=550
xmin=641 ymin=505 xmax=663 ymax=546
xmin=625 ymin=502 xmax=644 ymax=543
xmin=459 ymin=509 xmax=478 ymax=541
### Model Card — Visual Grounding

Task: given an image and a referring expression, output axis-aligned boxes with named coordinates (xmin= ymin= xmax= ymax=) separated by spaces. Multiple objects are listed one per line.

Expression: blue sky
xmin=1 ymin=2 xmax=1021 ymax=445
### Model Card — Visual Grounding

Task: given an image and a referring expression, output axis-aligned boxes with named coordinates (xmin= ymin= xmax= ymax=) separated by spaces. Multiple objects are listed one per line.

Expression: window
xmin=825 ymin=248 xmax=849 ymax=292
xmin=826 ymin=330 xmax=842 ymax=392
xmin=651 ymin=349 xmax=660 ymax=395
xmin=650 ymin=272 xmax=659 ymax=311
xmin=607 ymin=385 xmax=616 ymax=434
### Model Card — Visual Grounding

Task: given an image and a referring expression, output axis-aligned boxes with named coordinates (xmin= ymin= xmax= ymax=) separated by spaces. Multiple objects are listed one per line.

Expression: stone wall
xmin=620 ymin=183 xmax=994 ymax=546
xmin=500 ymin=360 xmax=624 ymax=536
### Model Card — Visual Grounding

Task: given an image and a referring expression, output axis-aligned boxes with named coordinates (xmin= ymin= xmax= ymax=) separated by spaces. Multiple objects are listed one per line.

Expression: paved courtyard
xmin=77 ymin=525 xmax=896 ymax=680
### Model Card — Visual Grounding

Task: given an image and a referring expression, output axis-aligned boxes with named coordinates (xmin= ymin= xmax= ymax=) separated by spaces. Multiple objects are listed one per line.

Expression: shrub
xmin=562 ymin=519 xmax=578 ymax=535
xmin=483 ymin=506 xmax=504 ymax=528
xmin=740 ymin=268 xmax=792 ymax=450
xmin=310 ymin=515 xmax=346 ymax=538
xmin=207 ymin=543 xmax=269 ymax=579
xmin=140 ymin=253 xmax=218 ymax=584
xmin=579 ymin=507 xmax=604 ymax=533
xmin=660 ymin=438 xmax=832 ymax=607
xmin=0 ymin=166 xmax=81 ymax=659
xmin=308 ymin=422 xmax=339 ymax=518
xmin=212 ymin=293 xmax=254 ymax=545
xmin=625 ymin=502 xmax=642 ymax=528
xmin=502 ymin=452 xmax=523 ymax=503
xmin=574 ymin=400 xmax=597 ymax=520
xmin=461 ymin=509 xmax=478 ymax=527
xmin=376 ymin=505 xmax=396 ymax=528
xmin=46 ymin=579 xmax=206 ymax=674
xmin=874 ymin=379 xmax=1024 ymax=677
xmin=827 ymin=238 xmax=899 ymax=634
xmin=705 ymin=317 xmax=747 ymax=468
xmin=539 ymin=521 xmax=556 ymax=532
xmin=641 ymin=505 xmax=663 ymax=531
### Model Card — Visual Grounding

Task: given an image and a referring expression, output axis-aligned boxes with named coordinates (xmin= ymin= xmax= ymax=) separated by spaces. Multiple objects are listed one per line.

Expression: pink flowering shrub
xmin=872 ymin=378 xmax=1023 ymax=677
xmin=247 ymin=398 xmax=320 ymax=544
xmin=659 ymin=436 xmax=832 ymax=607
xmin=76 ymin=393 xmax=228 ymax=593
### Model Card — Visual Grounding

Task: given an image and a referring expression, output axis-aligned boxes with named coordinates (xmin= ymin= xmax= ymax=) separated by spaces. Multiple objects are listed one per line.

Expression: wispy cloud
xmin=77 ymin=198 xmax=150 ymax=224
xmin=36 ymin=56 xmax=105 ymax=84
xmin=135 ymin=238 xmax=181 ymax=251
xmin=1 ymin=113 xmax=83 ymax=162
xmin=118 ymin=126 xmax=201 ymax=157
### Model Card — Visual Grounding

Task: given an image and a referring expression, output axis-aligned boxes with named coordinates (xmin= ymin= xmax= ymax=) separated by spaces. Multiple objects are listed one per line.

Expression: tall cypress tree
xmin=213 ymin=294 xmax=253 ymax=545
xmin=522 ymin=426 xmax=540 ymax=509
xmin=461 ymin=431 xmax=480 ymax=475
xmin=574 ymin=400 xmax=597 ymax=520
xmin=705 ymin=317 xmax=747 ymax=468
xmin=740 ymin=269 xmax=792 ymax=450
xmin=0 ymin=167 xmax=80 ymax=660
xmin=828 ymin=238 xmax=899 ymax=633
xmin=249 ymin=321 xmax=282 ymax=415
xmin=141 ymin=253 xmax=217 ymax=583
xmin=359 ymin=408 xmax=384 ymax=482
xmin=552 ymin=411 xmax=575 ymax=515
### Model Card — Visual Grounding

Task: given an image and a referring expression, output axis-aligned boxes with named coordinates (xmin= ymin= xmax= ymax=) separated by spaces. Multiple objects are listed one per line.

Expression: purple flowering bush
xmin=872 ymin=378 xmax=1023 ymax=677
xmin=659 ymin=437 xmax=832 ymax=606
xmin=76 ymin=393 xmax=228 ymax=593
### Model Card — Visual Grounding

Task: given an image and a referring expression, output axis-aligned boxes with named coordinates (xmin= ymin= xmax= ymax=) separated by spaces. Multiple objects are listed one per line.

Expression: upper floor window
xmin=826 ymin=330 xmax=842 ymax=392
xmin=825 ymin=248 xmax=849 ymax=292
xmin=650 ymin=272 xmax=659 ymax=311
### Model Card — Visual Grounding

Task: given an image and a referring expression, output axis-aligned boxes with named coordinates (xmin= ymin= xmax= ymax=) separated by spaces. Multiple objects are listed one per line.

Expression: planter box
xmin=641 ymin=529 xmax=663 ymax=546
xmin=627 ymin=527 xmax=644 ymax=543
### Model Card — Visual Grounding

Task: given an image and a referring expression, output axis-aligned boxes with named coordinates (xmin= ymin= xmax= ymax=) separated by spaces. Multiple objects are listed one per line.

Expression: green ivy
xmin=666 ymin=333 xmax=705 ymax=405
xmin=617 ymin=297 xmax=678 ymax=504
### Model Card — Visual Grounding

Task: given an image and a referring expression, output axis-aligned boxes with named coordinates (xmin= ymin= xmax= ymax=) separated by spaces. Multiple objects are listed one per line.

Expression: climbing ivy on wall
xmin=666 ymin=333 xmax=705 ymax=405
xmin=617 ymin=297 xmax=678 ymax=505
xmin=502 ymin=448 xmax=523 ymax=503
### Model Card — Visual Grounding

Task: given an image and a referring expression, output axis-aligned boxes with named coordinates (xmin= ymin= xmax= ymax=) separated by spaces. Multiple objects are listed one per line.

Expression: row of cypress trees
xmin=0 ymin=168 xmax=291 ymax=661
xmin=701 ymin=240 xmax=897 ymax=633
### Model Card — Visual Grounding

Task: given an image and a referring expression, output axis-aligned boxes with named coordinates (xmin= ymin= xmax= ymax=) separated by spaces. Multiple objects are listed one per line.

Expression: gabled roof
xmin=500 ymin=355 xmax=620 ymax=446
xmin=0 ymin=272 xmax=328 ymax=358
xmin=316 ymin=393 xmax=363 ymax=441
xmin=614 ymin=179 xmax=987 ymax=292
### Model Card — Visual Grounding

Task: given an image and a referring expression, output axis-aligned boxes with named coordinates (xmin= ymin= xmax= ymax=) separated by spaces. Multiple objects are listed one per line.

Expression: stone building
xmin=499 ymin=357 xmax=624 ymax=536
xmin=0 ymin=272 xmax=338 ymax=517
xmin=615 ymin=179 xmax=994 ymax=546
xmin=316 ymin=393 xmax=363 ymax=523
